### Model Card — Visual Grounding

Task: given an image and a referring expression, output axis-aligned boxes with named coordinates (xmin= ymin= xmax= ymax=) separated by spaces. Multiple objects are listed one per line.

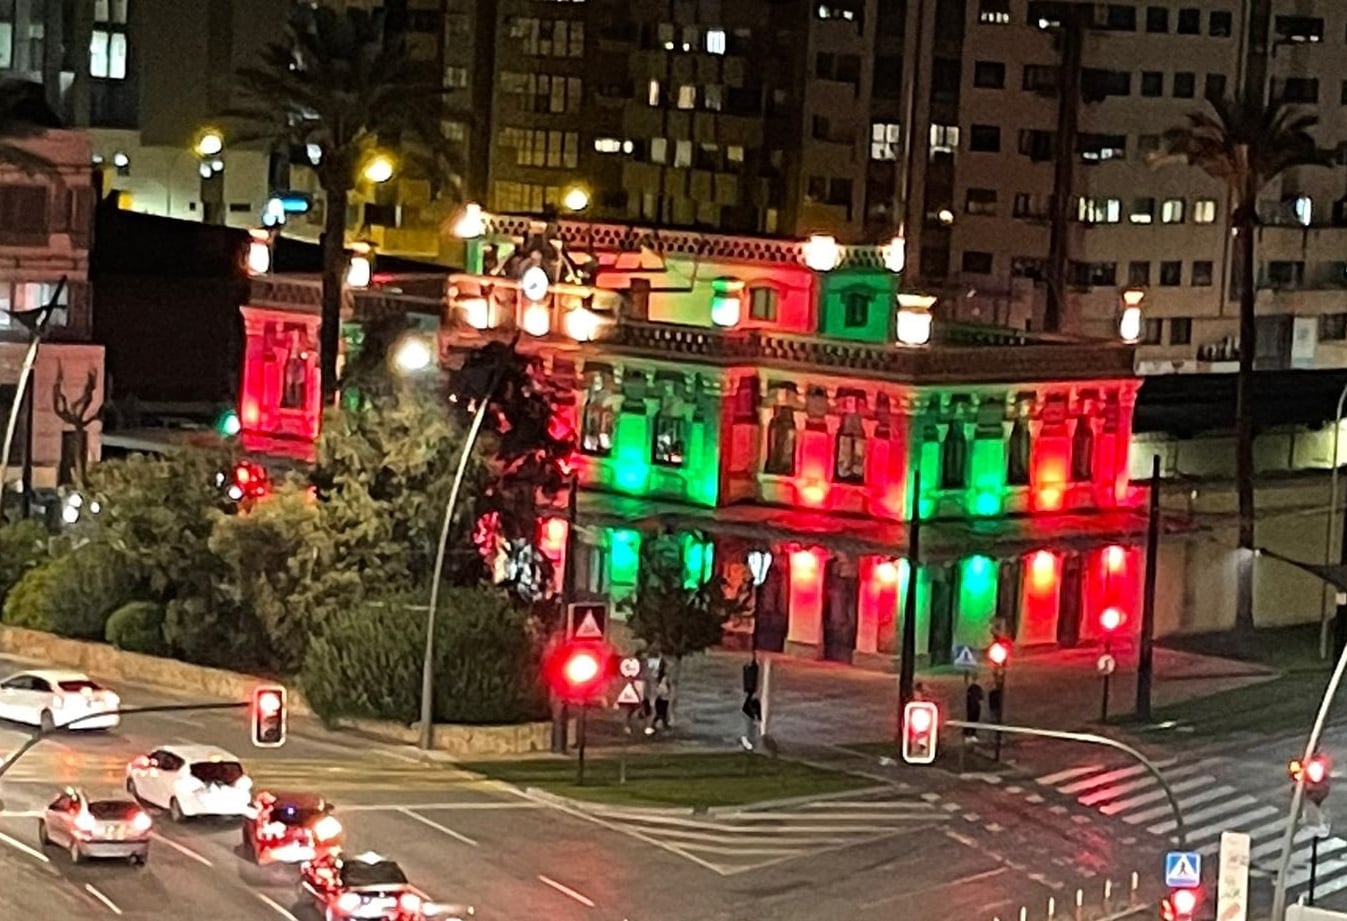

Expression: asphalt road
xmin=0 ymin=653 xmax=1163 ymax=921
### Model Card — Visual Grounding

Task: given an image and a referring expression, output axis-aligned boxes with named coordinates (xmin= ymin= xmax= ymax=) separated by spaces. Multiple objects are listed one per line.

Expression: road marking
xmin=538 ymin=874 xmax=596 ymax=907
xmin=1188 ymin=805 xmax=1278 ymax=842
xmin=255 ymin=892 xmax=301 ymax=920
xmin=0 ymin=829 xmax=49 ymax=862
xmin=1078 ymin=764 xmax=1208 ymax=806
xmin=1124 ymin=785 xmax=1235 ymax=825
xmin=343 ymin=802 xmax=541 ymax=812
xmin=84 ymin=884 xmax=123 ymax=915
xmin=1037 ymin=765 xmax=1103 ymax=786
xmin=1099 ymin=775 xmax=1210 ymax=815
xmin=1060 ymin=763 xmax=1155 ymax=795
xmin=151 ymin=832 xmax=213 ymax=866
xmin=1147 ymin=794 xmax=1256 ymax=835
xmin=397 ymin=807 xmax=478 ymax=846
xmin=859 ymin=866 xmax=1007 ymax=908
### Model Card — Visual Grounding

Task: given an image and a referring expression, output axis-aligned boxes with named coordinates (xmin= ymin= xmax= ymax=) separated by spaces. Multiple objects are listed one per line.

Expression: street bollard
xmin=1074 ymin=889 xmax=1083 ymax=921
xmin=1019 ymin=906 xmax=1028 ymax=921
xmin=1047 ymin=896 xmax=1055 ymax=921
xmin=1130 ymin=871 xmax=1139 ymax=905
xmin=1103 ymin=879 xmax=1112 ymax=909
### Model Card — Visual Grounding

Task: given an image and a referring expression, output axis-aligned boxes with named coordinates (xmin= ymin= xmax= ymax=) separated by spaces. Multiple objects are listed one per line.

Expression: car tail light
xmin=336 ymin=892 xmax=362 ymax=912
xmin=74 ymin=811 xmax=95 ymax=833
xmin=237 ymin=775 xmax=253 ymax=790
xmin=314 ymin=816 xmax=342 ymax=842
xmin=131 ymin=755 xmax=150 ymax=770
xmin=100 ymin=691 xmax=120 ymax=708
xmin=399 ymin=893 xmax=422 ymax=914
xmin=131 ymin=811 xmax=152 ymax=833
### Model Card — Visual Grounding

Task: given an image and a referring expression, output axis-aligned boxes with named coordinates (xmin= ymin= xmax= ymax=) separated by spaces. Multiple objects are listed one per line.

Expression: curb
xmin=705 ymin=783 xmax=895 ymax=816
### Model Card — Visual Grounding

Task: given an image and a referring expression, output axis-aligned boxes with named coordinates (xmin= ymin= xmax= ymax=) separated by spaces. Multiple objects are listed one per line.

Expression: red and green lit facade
xmin=238 ymin=217 xmax=1145 ymax=669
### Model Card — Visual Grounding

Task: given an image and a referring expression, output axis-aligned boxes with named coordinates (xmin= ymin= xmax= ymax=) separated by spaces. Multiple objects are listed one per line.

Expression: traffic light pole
xmin=1312 ymin=835 xmax=1321 ymax=905
xmin=576 ymin=703 xmax=588 ymax=786
xmin=946 ymin=719 xmax=1187 ymax=848
xmin=1136 ymin=455 xmax=1162 ymax=722
xmin=1100 ymin=637 xmax=1113 ymax=723
xmin=898 ymin=470 xmax=922 ymax=722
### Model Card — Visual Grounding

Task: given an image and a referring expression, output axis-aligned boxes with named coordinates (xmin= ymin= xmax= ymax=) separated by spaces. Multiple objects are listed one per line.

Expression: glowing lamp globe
xmin=392 ymin=336 xmax=434 ymax=374
xmin=1170 ymin=890 xmax=1197 ymax=917
xmin=1099 ymin=606 xmax=1124 ymax=632
xmin=453 ymin=202 xmax=486 ymax=239
xmin=194 ymin=130 xmax=224 ymax=158
xmin=362 ymin=153 xmax=396 ymax=184
xmin=1119 ymin=289 xmax=1145 ymax=343
xmin=1306 ymin=757 xmax=1330 ymax=784
xmin=521 ymin=265 xmax=550 ymax=302
xmin=884 ymin=235 xmax=907 ymax=274
xmin=522 ymin=302 xmax=551 ymax=337
xmin=896 ymin=292 xmax=937 ymax=346
xmin=710 ymin=278 xmax=745 ymax=328
xmin=874 ymin=560 xmax=900 ymax=585
xmin=562 ymin=186 xmax=590 ymax=213
xmin=564 ymin=306 xmax=600 ymax=342
xmin=461 ymin=297 xmax=491 ymax=330
xmin=802 ymin=234 xmax=841 ymax=272
xmin=346 ymin=244 xmax=373 ymax=289
xmin=246 ymin=230 xmax=271 ymax=275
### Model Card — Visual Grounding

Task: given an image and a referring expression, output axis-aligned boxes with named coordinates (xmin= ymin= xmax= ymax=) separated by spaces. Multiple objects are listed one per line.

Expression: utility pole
xmin=1136 ymin=455 xmax=1161 ymax=721
xmin=899 ymin=469 xmax=922 ymax=718
xmin=552 ymin=473 xmax=579 ymax=753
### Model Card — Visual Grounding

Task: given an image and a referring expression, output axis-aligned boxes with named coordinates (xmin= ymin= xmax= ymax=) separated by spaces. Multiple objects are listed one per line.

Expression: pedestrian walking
xmin=651 ymin=666 xmax=672 ymax=733
xmin=964 ymin=681 xmax=984 ymax=741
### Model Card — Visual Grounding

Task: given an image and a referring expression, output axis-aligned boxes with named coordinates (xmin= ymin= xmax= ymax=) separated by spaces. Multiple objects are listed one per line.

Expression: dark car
xmin=299 ymin=852 xmax=469 ymax=920
xmin=241 ymin=790 xmax=342 ymax=865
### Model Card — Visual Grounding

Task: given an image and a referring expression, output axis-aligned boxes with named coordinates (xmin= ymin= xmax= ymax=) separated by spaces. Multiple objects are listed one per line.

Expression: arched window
xmin=941 ymin=424 xmax=967 ymax=489
xmin=1071 ymin=419 xmax=1094 ymax=482
xmin=1007 ymin=419 xmax=1031 ymax=485
xmin=581 ymin=384 xmax=614 ymax=456
xmin=764 ymin=406 xmax=797 ymax=475
xmin=834 ymin=412 xmax=866 ymax=483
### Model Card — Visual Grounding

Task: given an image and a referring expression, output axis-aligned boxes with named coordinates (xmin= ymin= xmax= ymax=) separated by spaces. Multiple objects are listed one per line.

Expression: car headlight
xmin=336 ymin=892 xmax=361 ymax=913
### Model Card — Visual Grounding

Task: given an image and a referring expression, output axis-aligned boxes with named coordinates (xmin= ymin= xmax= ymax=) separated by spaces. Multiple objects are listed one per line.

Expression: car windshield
xmin=57 ymin=680 xmax=101 ymax=693
xmin=275 ymin=804 xmax=325 ymax=826
xmin=190 ymin=760 xmax=245 ymax=786
xmin=88 ymin=801 xmax=140 ymax=820
xmin=344 ymin=862 xmax=407 ymax=887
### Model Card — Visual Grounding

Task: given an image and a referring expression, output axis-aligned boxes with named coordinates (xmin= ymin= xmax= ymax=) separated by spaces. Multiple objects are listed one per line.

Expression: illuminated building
xmin=239 ymin=214 xmax=1145 ymax=667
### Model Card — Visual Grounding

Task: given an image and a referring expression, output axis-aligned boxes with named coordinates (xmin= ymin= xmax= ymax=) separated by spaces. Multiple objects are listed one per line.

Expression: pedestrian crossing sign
xmin=953 ymin=645 xmax=979 ymax=671
xmin=615 ymin=681 xmax=643 ymax=707
xmin=568 ymin=602 xmax=607 ymax=640
xmin=1165 ymin=851 xmax=1202 ymax=888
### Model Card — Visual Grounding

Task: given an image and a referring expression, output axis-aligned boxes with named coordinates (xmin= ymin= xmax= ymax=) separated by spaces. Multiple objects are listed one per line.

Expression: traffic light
xmin=1161 ymin=887 xmax=1199 ymax=921
xmin=1290 ymin=754 xmax=1332 ymax=805
xmin=1099 ymin=606 xmax=1125 ymax=633
xmin=252 ymin=686 xmax=287 ymax=748
xmin=224 ymin=461 xmax=270 ymax=503
xmin=545 ymin=641 xmax=610 ymax=703
xmin=987 ymin=638 xmax=1012 ymax=668
xmin=901 ymin=700 xmax=939 ymax=765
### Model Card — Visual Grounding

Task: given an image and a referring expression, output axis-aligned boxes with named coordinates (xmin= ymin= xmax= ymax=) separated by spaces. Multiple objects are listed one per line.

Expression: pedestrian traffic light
xmin=987 ymin=638 xmax=1011 ymax=668
xmin=1099 ymin=606 xmax=1125 ymax=633
xmin=545 ymin=641 xmax=610 ymax=703
xmin=901 ymin=700 xmax=939 ymax=765
xmin=251 ymin=686 xmax=286 ymax=748
xmin=1290 ymin=754 xmax=1332 ymax=805
xmin=223 ymin=460 xmax=270 ymax=503
xmin=1161 ymin=887 xmax=1199 ymax=921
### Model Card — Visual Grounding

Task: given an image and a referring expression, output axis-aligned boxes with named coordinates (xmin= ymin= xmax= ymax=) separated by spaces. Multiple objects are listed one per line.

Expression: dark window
xmin=1070 ymin=421 xmax=1094 ymax=482
xmin=1078 ymin=133 xmax=1126 ymax=161
xmin=1159 ymin=260 xmax=1182 ymax=286
xmin=343 ymin=862 xmax=408 ymax=888
xmin=1022 ymin=65 xmax=1058 ymax=94
xmin=1205 ymin=73 xmax=1227 ymax=101
xmin=1176 ymin=8 xmax=1200 ymax=33
xmin=765 ymin=406 xmax=797 ymax=475
xmin=1141 ymin=71 xmax=1163 ymax=97
xmin=0 ymin=186 xmax=49 ymax=237
xmin=962 ymin=251 xmax=994 ymax=274
xmin=1145 ymin=6 xmax=1168 ymax=32
xmin=969 ymin=124 xmax=1001 ymax=152
xmin=749 ymin=286 xmax=778 ymax=321
xmin=1173 ymin=72 xmax=1195 ymax=98
xmin=1192 ymin=261 xmax=1214 ymax=286
xmin=1012 ymin=257 xmax=1047 ymax=279
xmin=1100 ymin=4 xmax=1136 ymax=30
xmin=1169 ymin=317 xmax=1192 ymax=345
xmin=940 ymin=424 xmax=967 ymax=490
xmin=965 ymin=187 xmax=998 ymax=215
xmin=1128 ymin=260 xmax=1150 ymax=287
xmin=973 ymin=60 xmax=1006 ymax=88
xmin=1007 ymin=419 xmax=1030 ymax=485
xmin=190 ymin=761 xmax=245 ymax=786
xmin=1341 ymin=81 xmax=1347 ymax=106
xmin=874 ymin=55 xmax=901 ymax=98
xmin=1209 ymin=11 xmax=1232 ymax=36
xmin=1275 ymin=77 xmax=1319 ymax=104
xmin=1082 ymin=68 xmax=1131 ymax=98
xmin=1019 ymin=129 xmax=1055 ymax=161
xmin=1141 ymin=318 xmax=1163 ymax=344
xmin=652 ymin=413 xmax=686 ymax=467
xmin=931 ymin=57 xmax=961 ymax=101
xmin=1274 ymin=15 xmax=1324 ymax=43
xmin=834 ymin=413 xmax=866 ymax=483
xmin=1320 ymin=313 xmax=1347 ymax=341
xmin=843 ymin=291 xmax=870 ymax=327
xmin=1069 ymin=261 xmax=1117 ymax=286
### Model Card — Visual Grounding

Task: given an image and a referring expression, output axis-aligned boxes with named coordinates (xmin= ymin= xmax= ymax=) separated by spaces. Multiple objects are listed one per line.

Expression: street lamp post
xmin=0 ymin=283 xmax=63 ymax=517
xmin=1321 ymin=381 xmax=1347 ymax=660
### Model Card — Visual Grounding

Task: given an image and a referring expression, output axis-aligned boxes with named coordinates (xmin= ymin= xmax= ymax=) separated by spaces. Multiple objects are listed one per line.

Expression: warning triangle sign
xmin=952 ymin=646 xmax=979 ymax=669
xmin=574 ymin=609 xmax=604 ymax=639
xmin=616 ymin=681 xmax=643 ymax=706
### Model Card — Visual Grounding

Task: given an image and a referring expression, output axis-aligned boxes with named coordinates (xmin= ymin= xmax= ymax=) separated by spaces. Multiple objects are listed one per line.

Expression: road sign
xmin=1165 ymin=851 xmax=1202 ymax=888
xmin=568 ymin=602 xmax=607 ymax=640
xmin=953 ymin=645 xmax=979 ymax=671
xmin=619 ymin=656 xmax=642 ymax=679
xmin=615 ymin=681 xmax=643 ymax=707
xmin=1096 ymin=653 xmax=1117 ymax=675
xmin=1217 ymin=831 xmax=1250 ymax=921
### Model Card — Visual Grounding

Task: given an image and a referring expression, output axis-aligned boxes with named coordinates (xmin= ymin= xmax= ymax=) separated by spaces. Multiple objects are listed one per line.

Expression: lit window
xmin=650 ymin=138 xmax=667 ymax=163
xmin=446 ymin=66 xmax=468 ymax=89
xmin=652 ymin=413 xmax=686 ymax=467
xmin=677 ymin=85 xmax=696 ymax=109
xmin=1129 ymin=197 xmax=1155 ymax=224
xmin=834 ymin=413 xmax=866 ymax=483
xmin=647 ymin=79 xmax=660 ymax=106
xmin=929 ymin=124 xmax=959 ymax=153
xmin=1294 ymin=194 xmax=1313 ymax=226
xmin=674 ymin=139 xmax=692 ymax=167
xmin=870 ymin=122 xmax=900 ymax=161
xmin=1077 ymin=197 xmax=1121 ymax=224
xmin=706 ymin=28 xmax=726 ymax=54
xmin=765 ymin=406 xmax=797 ymax=476
xmin=749 ymin=286 xmax=778 ymax=321
xmin=1160 ymin=198 xmax=1185 ymax=223
xmin=581 ymin=384 xmax=613 ymax=456
xmin=90 ymin=30 xmax=109 ymax=78
xmin=594 ymin=137 xmax=623 ymax=153
xmin=1193 ymin=198 xmax=1217 ymax=224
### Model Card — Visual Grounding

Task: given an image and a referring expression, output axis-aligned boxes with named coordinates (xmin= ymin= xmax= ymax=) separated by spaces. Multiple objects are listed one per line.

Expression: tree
xmin=230 ymin=6 xmax=463 ymax=403
xmin=1156 ymin=96 xmax=1332 ymax=632
xmin=0 ymin=519 xmax=47 ymax=608
xmin=622 ymin=534 xmax=751 ymax=719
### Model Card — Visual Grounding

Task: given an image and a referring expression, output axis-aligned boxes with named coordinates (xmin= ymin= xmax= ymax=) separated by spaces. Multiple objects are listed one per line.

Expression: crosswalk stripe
xmin=1059 ymin=764 xmax=1154 ymax=795
xmin=1200 ymin=817 xmax=1289 ymax=857
xmin=1037 ymin=765 xmax=1104 ymax=786
xmin=1304 ymin=865 xmax=1347 ymax=897
xmin=1100 ymin=776 xmax=1211 ymax=816
xmin=1251 ymin=829 xmax=1319 ymax=862
xmin=1125 ymin=786 xmax=1237 ymax=825
xmin=1287 ymin=847 xmax=1347 ymax=888
xmin=1188 ymin=805 xmax=1279 ymax=842
xmin=1148 ymin=795 xmax=1256 ymax=835
xmin=1078 ymin=764 xmax=1209 ymax=807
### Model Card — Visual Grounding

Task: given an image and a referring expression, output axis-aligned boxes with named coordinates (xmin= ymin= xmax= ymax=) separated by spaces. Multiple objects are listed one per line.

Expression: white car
xmin=125 ymin=745 xmax=253 ymax=822
xmin=0 ymin=670 xmax=121 ymax=731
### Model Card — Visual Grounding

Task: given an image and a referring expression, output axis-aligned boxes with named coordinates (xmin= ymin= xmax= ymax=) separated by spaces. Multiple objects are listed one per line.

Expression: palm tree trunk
xmin=1234 ymin=204 xmax=1257 ymax=633
xmin=319 ymin=184 xmax=350 ymax=404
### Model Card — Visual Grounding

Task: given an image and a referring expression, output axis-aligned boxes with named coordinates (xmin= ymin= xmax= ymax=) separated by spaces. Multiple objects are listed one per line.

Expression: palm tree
xmin=229 ymin=6 xmax=461 ymax=403
xmin=1156 ymin=94 xmax=1331 ymax=632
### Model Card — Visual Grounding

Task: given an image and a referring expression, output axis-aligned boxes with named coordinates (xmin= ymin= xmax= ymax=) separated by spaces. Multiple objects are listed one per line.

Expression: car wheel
xmin=36 ymin=821 xmax=49 ymax=847
xmin=129 ymin=853 xmax=147 ymax=867
xmin=39 ymin=710 xmax=55 ymax=734
xmin=241 ymin=829 xmax=256 ymax=861
xmin=69 ymin=842 xmax=82 ymax=864
xmin=169 ymin=797 xmax=187 ymax=823
xmin=125 ymin=778 xmax=138 ymax=798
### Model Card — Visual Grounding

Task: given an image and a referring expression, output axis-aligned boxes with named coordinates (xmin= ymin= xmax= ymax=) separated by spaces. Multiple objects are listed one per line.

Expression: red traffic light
xmin=227 ymin=461 xmax=270 ymax=502
xmin=1099 ymin=606 xmax=1125 ymax=633
xmin=251 ymin=686 xmax=286 ymax=748
xmin=901 ymin=700 xmax=939 ymax=765
xmin=1161 ymin=888 xmax=1199 ymax=921
xmin=1290 ymin=755 xmax=1331 ymax=785
xmin=546 ymin=641 xmax=611 ymax=703
xmin=987 ymin=639 xmax=1011 ymax=667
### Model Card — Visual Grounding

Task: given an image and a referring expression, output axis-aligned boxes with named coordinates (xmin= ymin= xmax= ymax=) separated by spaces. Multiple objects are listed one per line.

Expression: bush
xmin=163 ymin=595 xmax=269 ymax=670
xmin=302 ymin=588 xmax=548 ymax=727
xmin=1 ymin=542 xmax=138 ymax=640
xmin=105 ymin=602 xmax=167 ymax=656
xmin=0 ymin=519 xmax=48 ymax=609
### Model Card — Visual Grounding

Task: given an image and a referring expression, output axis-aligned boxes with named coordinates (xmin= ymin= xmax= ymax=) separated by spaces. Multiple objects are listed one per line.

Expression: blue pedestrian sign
xmin=952 ymin=645 xmax=979 ymax=671
xmin=1164 ymin=851 xmax=1202 ymax=888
